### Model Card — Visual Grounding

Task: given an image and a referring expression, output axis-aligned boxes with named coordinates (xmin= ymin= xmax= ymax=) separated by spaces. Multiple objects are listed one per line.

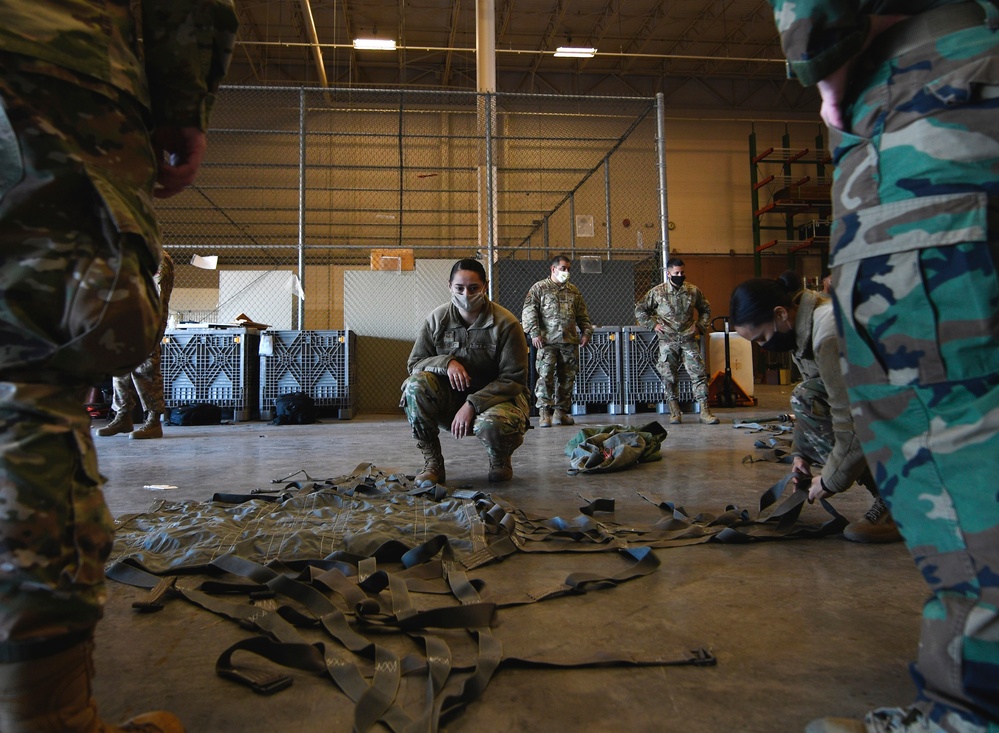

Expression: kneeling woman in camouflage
xmin=730 ymin=271 xmax=900 ymax=544
xmin=402 ymin=259 xmax=531 ymax=486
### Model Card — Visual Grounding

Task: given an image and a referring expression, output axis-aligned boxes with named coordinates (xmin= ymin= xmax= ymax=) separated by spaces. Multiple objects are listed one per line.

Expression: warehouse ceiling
xmin=229 ymin=0 xmax=821 ymax=116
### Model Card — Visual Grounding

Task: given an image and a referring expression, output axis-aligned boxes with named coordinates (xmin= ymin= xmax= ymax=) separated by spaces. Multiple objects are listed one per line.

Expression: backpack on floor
xmin=564 ymin=421 xmax=668 ymax=474
xmin=271 ymin=392 xmax=317 ymax=425
xmin=167 ymin=403 xmax=223 ymax=426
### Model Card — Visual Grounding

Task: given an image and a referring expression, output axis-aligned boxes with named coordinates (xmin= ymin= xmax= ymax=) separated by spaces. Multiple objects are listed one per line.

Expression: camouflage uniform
xmin=110 ymin=251 xmax=175 ymax=416
xmin=0 ymin=0 xmax=236 ymax=650
xmin=401 ymin=299 xmax=530 ymax=458
xmin=770 ymin=1 xmax=999 ymax=729
xmin=521 ymin=277 xmax=593 ymax=411
xmin=787 ymin=290 xmax=875 ymax=493
xmin=634 ymin=280 xmax=712 ymax=402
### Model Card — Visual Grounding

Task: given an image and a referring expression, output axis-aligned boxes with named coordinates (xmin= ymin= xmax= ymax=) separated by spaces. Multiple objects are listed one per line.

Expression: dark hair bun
xmin=778 ymin=270 xmax=804 ymax=293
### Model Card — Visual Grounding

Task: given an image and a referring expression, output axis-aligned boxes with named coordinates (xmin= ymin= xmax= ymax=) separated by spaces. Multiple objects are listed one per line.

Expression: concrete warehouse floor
xmin=90 ymin=385 xmax=926 ymax=733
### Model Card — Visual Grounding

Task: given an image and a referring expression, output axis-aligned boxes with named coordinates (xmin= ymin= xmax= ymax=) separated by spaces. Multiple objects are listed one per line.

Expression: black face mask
xmin=669 ymin=275 xmax=685 ymax=287
xmin=760 ymin=325 xmax=796 ymax=353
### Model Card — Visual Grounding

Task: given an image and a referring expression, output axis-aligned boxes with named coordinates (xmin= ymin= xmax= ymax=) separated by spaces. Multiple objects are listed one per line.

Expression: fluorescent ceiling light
xmin=554 ymin=46 xmax=596 ymax=58
xmin=353 ymin=38 xmax=397 ymax=51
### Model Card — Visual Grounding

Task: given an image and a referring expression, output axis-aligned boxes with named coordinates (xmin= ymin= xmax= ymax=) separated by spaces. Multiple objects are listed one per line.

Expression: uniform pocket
xmin=832 ymin=192 xmax=998 ymax=387
xmin=829 ymin=126 xmax=883 ymax=218
xmin=48 ymin=228 xmax=161 ymax=379
xmin=467 ymin=341 xmax=496 ymax=359
xmin=925 ymin=55 xmax=999 ymax=105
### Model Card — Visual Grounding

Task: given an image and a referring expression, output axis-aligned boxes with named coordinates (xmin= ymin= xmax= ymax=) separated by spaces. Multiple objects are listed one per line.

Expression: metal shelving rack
xmin=750 ymin=126 xmax=832 ymax=276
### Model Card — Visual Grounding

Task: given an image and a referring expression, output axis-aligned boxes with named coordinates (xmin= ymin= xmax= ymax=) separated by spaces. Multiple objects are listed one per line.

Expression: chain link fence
xmin=157 ymin=87 xmax=670 ymax=414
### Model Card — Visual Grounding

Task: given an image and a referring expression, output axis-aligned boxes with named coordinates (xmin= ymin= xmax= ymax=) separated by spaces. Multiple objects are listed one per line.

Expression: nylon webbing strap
xmin=491 ymin=546 xmax=661 ymax=607
xmin=502 ymin=647 xmax=716 ymax=668
xmin=208 ymin=554 xmax=408 ymax=731
xmin=408 ymin=633 xmax=452 ymax=733
xmin=107 ymin=462 xmax=862 ymax=732
xmin=214 ymin=636 xmax=416 ymax=733
xmin=113 ymin=539 xmax=706 ymax=733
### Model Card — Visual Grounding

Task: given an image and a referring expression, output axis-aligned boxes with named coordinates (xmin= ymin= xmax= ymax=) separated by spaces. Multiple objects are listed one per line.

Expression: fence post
xmin=656 ymin=92 xmax=669 ymax=283
xmin=297 ymin=87 xmax=306 ymax=329
xmin=483 ymin=91 xmax=497 ymax=296
xmin=604 ymin=156 xmax=612 ymax=258
xmin=569 ymin=192 xmax=576 ymax=258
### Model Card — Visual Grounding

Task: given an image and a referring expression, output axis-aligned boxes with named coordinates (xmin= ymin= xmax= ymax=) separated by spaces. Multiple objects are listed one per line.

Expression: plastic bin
xmin=259 ymin=330 xmax=356 ymax=420
xmin=572 ymin=326 xmax=623 ymax=415
xmin=161 ymin=328 xmax=260 ymax=421
xmin=622 ymin=326 xmax=695 ymax=415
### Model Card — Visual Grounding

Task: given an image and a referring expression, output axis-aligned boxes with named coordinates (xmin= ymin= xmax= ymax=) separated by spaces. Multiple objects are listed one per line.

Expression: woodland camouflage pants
xmin=828 ymin=14 xmax=999 ymax=730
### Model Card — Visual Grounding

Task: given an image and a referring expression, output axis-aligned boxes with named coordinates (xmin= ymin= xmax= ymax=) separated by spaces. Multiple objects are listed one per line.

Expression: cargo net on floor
xmin=107 ymin=463 xmax=844 ymax=732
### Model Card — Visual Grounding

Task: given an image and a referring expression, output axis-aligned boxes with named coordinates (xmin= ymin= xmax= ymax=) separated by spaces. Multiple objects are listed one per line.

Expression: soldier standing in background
xmin=0 ymin=2 xmax=237 ymax=731
xmin=635 ymin=257 xmax=719 ymax=425
xmin=521 ymin=255 xmax=593 ymax=427
xmin=98 ymin=251 xmax=175 ymax=440
xmin=766 ymin=2 xmax=999 ymax=732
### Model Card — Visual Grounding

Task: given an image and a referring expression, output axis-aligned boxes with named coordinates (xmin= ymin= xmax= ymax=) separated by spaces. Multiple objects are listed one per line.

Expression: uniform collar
xmin=793 ymin=290 xmax=821 ymax=359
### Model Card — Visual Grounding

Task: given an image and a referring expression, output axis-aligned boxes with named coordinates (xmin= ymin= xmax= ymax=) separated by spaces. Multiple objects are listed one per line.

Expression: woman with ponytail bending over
xmin=729 ymin=271 xmax=900 ymax=544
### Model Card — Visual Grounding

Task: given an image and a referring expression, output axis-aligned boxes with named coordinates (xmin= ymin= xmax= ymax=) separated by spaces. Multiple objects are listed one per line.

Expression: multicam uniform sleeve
xmin=574 ymin=288 xmax=594 ymax=340
xmin=814 ymin=334 xmax=869 ymax=493
xmin=767 ymin=0 xmax=868 ymax=86
xmin=141 ymin=0 xmax=239 ymax=129
xmin=634 ymin=288 xmax=659 ymax=329
xmin=520 ymin=282 xmax=543 ymax=340
xmin=694 ymin=287 xmax=712 ymax=332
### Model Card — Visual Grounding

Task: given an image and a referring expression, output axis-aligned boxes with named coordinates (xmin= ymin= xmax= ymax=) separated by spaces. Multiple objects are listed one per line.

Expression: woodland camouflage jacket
xmin=766 ymin=0 xmax=960 ymax=85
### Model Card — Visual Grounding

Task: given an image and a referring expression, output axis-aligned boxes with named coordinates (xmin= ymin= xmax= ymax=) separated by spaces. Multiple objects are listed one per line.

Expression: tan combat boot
xmin=130 ymin=411 xmax=163 ymax=440
xmin=552 ymin=408 xmax=574 ymax=426
xmin=96 ymin=410 xmax=133 ymax=437
xmin=697 ymin=399 xmax=719 ymax=425
xmin=0 ymin=637 xmax=184 ymax=732
xmin=415 ymin=436 xmax=446 ymax=487
xmin=843 ymin=497 xmax=903 ymax=544
xmin=537 ymin=407 xmax=553 ymax=428
xmin=487 ymin=454 xmax=513 ymax=482
xmin=486 ymin=433 xmax=522 ymax=482
xmin=667 ymin=400 xmax=683 ymax=425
